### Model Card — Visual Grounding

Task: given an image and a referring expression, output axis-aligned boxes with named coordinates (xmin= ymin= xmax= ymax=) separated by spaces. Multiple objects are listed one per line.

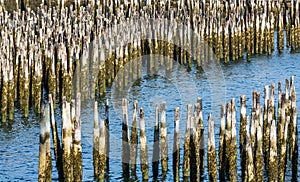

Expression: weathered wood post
xmin=93 ymin=101 xmax=99 ymax=179
xmin=263 ymin=85 xmax=269 ymax=167
xmin=278 ymin=116 xmax=289 ymax=182
xmin=160 ymin=102 xmax=168 ymax=174
xmin=229 ymin=98 xmax=237 ymax=181
xmin=183 ymin=104 xmax=192 ymax=178
xmin=122 ymin=98 xmax=130 ymax=178
xmin=130 ymin=101 xmax=138 ymax=173
xmin=255 ymin=111 xmax=264 ymax=181
xmin=1 ymin=62 xmax=8 ymax=122
xmin=38 ymin=104 xmax=52 ymax=182
xmin=207 ymin=114 xmax=217 ymax=181
xmin=268 ymin=120 xmax=278 ymax=181
xmin=105 ymin=99 xmax=109 ymax=170
xmin=49 ymin=94 xmax=63 ymax=180
xmin=197 ymin=98 xmax=205 ymax=177
xmin=172 ymin=107 xmax=180 ymax=181
xmin=73 ymin=93 xmax=82 ymax=181
xmin=62 ymin=97 xmax=73 ymax=181
xmin=152 ymin=104 xmax=160 ymax=179
xmin=245 ymin=133 xmax=254 ymax=182
xmin=240 ymin=95 xmax=247 ymax=180
xmin=292 ymin=108 xmax=298 ymax=182
xmin=139 ymin=107 xmax=149 ymax=180
xmin=8 ymin=61 xmax=14 ymax=120
xmin=225 ymin=102 xmax=231 ymax=178
xmin=98 ymin=118 xmax=106 ymax=181
xmin=219 ymin=104 xmax=226 ymax=181
xmin=190 ymin=116 xmax=199 ymax=182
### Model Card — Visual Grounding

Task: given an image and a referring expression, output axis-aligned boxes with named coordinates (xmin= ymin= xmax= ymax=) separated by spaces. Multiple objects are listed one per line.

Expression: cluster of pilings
xmin=90 ymin=77 xmax=298 ymax=181
xmin=38 ymin=93 xmax=82 ymax=181
xmin=1 ymin=0 xmax=300 ymax=122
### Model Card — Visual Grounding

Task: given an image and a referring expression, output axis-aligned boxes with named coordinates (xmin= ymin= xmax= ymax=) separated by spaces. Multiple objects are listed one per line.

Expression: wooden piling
xmin=160 ymin=102 xmax=168 ymax=174
xmin=38 ymin=104 xmax=52 ymax=182
xmin=49 ymin=94 xmax=63 ymax=180
xmin=98 ymin=118 xmax=106 ymax=181
xmin=229 ymin=98 xmax=237 ymax=181
xmin=255 ymin=113 xmax=264 ymax=182
xmin=62 ymin=97 xmax=73 ymax=181
xmin=172 ymin=107 xmax=180 ymax=181
xmin=197 ymin=98 xmax=205 ymax=177
xmin=130 ymin=101 xmax=138 ymax=172
xmin=7 ymin=61 xmax=14 ymax=120
xmin=245 ymin=133 xmax=255 ymax=182
xmin=122 ymin=98 xmax=130 ymax=178
xmin=291 ymin=108 xmax=298 ymax=182
xmin=225 ymin=103 xmax=231 ymax=179
xmin=105 ymin=99 xmax=109 ymax=170
xmin=240 ymin=95 xmax=247 ymax=180
xmin=93 ymin=101 xmax=99 ymax=179
xmin=189 ymin=116 xmax=199 ymax=182
xmin=152 ymin=104 xmax=160 ymax=179
xmin=289 ymin=86 xmax=297 ymax=160
xmin=183 ymin=104 xmax=192 ymax=178
xmin=278 ymin=116 xmax=289 ymax=182
xmin=139 ymin=107 xmax=149 ymax=180
xmin=207 ymin=114 xmax=217 ymax=182
xmin=268 ymin=120 xmax=278 ymax=181
xmin=73 ymin=93 xmax=82 ymax=181
xmin=219 ymin=104 xmax=226 ymax=181
xmin=1 ymin=63 xmax=8 ymax=122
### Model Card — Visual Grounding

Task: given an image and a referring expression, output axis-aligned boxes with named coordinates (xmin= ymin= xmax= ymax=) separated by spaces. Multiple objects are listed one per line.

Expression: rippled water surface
xmin=1 ymin=49 xmax=300 ymax=181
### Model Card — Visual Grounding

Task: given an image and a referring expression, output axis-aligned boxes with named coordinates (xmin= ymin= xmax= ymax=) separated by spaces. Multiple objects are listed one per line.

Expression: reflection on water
xmin=1 ymin=51 xmax=300 ymax=181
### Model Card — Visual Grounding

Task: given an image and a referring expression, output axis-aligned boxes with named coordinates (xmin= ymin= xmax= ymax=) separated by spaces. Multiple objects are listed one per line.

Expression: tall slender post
xmin=219 ymin=104 xmax=226 ymax=181
xmin=268 ymin=120 xmax=278 ymax=181
xmin=152 ymin=104 xmax=160 ymax=179
xmin=62 ymin=97 xmax=73 ymax=181
xmin=93 ymin=101 xmax=99 ymax=179
xmin=130 ymin=101 xmax=138 ymax=173
xmin=240 ymin=95 xmax=247 ymax=181
xmin=105 ymin=99 xmax=110 ymax=170
xmin=139 ymin=108 xmax=149 ymax=180
xmin=73 ymin=93 xmax=82 ymax=181
xmin=38 ymin=104 xmax=52 ymax=182
xmin=160 ymin=102 xmax=168 ymax=174
xmin=99 ymin=119 xmax=106 ymax=181
xmin=183 ymin=104 xmax=192 ymax=178
xmin=122 ymin=98 xmax=130 ymax=178
xmin=172 ymin=107 xmax=180 ymax=181
xmin=49 ymin=94 xmax=63 ymax=180
xmin=255 ymin=111 xmax=264 ymax=181
xmin=207 ymin=114 xmax=217 ymax=181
